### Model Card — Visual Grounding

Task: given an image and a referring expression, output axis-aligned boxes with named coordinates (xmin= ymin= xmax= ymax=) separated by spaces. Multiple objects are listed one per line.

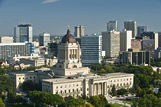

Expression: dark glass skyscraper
xmin=14 ymin=24 xmax=32 ymax=43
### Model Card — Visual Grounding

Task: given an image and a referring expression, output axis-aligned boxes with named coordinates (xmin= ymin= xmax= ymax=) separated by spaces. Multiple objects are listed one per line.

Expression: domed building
xmin=51 ymin=29 xmax=89 ymax=76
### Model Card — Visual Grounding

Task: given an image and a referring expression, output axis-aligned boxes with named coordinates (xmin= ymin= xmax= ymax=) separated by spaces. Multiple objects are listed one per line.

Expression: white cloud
xmin=42 ymin=0 xmax=59 ymax=4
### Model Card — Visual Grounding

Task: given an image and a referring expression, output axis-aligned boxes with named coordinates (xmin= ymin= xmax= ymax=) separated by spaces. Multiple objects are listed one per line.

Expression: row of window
xmin=19 ymin=76 xmax=36 ymax=80
xmin=56 ymin=84 xmax=80 ymax=88
xmin=56 ymin=88 xmax=82 ymax=94
xmin=107 ymin=82 xmax=132 ymax=88
xmin=110 ymin=78 xmax=132 ymax=82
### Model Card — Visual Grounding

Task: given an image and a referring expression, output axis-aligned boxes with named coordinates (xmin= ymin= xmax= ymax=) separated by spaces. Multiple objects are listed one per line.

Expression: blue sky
xmin=0 ymin=0 xmax=161 ymax=36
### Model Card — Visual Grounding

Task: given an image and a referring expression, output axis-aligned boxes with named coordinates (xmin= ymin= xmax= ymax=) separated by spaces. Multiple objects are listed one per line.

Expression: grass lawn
xmin=111 ymin=103 xmax=127 ymax=107
xmin=123 ymin=100 xmax=134 ymax=105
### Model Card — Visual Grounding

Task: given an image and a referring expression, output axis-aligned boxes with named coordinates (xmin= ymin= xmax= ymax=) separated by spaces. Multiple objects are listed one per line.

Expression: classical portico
xmin=91 ymin=82 xmax=108 ymax=96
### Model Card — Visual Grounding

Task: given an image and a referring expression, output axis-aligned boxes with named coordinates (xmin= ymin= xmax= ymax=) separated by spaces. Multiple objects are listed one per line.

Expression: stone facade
xmin=42 ymin=73 xmax=134 ymax=97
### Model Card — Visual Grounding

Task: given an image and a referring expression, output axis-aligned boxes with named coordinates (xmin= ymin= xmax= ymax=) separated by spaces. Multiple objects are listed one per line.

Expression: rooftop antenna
xmin=17 ymin=20 xmax=19 ymax=26
xmin=68 ymin=25 xmax=70 ymax=30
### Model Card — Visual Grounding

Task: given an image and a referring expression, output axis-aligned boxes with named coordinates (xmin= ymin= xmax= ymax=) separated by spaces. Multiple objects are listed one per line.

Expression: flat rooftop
xmin=43 ymin=73 xmax=134 ymax=83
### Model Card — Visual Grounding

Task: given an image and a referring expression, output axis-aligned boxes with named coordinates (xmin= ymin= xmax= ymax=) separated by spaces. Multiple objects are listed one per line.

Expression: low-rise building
xmin=9 ymin=70 xmax=54 ymax=89
xmin=20 ymin=58 xmax=45 ymax=67
xmin=119 ymin=48 xmax=150 ymax=65
xmin=0 ymin=42 xmax=34 ymax=60
xmin=0 ymin=36 xmax=13 ymax=43
xmin=42 ymin=73 xmax=134 ymax=97
xmin=8 ymin=54 xmax=41 ymax=65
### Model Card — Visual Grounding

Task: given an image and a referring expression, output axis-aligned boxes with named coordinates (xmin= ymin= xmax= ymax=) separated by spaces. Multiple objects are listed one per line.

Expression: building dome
xmin=62 ymin=29 xmax=76 ymax=43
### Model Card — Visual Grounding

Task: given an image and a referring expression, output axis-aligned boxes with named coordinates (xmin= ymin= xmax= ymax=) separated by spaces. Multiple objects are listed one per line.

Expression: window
xmin=73 ymin=89 xmax=74 ymax=92
xmin=73 ymin=65 xmax=77 ymax=68
xmin=69 ymin=90 xmax=70 ymax=93
xmin=65 ymin=90 xmax=66 ymax=93
xmin=19 ymin=78 xmax=21 ymax=80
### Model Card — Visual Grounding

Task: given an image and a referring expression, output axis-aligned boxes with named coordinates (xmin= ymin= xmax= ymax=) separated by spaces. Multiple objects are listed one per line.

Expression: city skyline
xmin=0 ymin=0 xmax=161 ymax=36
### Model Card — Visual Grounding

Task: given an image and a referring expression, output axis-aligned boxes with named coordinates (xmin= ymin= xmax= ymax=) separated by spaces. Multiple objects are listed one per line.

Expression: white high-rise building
xmin=124 ymin=21 xmax=136 ymax=38
xmin=102 ymin=31 xmax=120 ymax=57
xmin=14 ymin=24 xmax=32 ymax=43
xmin=39 ymin=33 xmax=50 ymax=46
xmin=120 ymin=29 xmax=132 ymax=51
xmin=74 ymin=25 xmax=85 ymax=38
xmin=107 ymin=20 xmax=117 ymax=32
xmin=81 ymin=35 xmax=102 ymax=66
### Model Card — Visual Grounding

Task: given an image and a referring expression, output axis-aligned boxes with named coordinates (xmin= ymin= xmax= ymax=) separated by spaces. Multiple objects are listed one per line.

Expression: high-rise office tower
xmin=137 ymin=26 xmax=147 ymax=37
xmin=102 ymin=31 xmax=120 ymax=58
xmin=14 ymin=24 xmax=32 ymax=43
xmin=81 ymin=35 xmax=102 ymax=66
xmin=120 ymin=29 xmax=132 ymax=51
xmin=107 ymin=20 xmax=117 ymax=32
xmin=124 ymin=21 xmax=136 ymax=38
xmin=74 ymin=25 xmax=85 ymax=37
xmin=141 ymin=32 xmax=158 ymax=49
xmin=158 ymin=32 xmax=161 ymax=47
xmin=39 ymin=33 xmax=50 ymax=46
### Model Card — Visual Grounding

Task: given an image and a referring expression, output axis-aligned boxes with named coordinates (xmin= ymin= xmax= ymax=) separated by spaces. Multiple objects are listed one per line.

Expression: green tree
xmin=137 ymin=94 xmax=161 ymax=107
xmin=99 ymin=69 xmax=106 ymax=73
xmin=89 ymin=95 xmax=108 ymax=107
xmin=89 ymin=96 xmax=100 ymax=107
xmin=111 ymin=85 xmax=117 ymax=96
xmin=86 ymin=103 xmax=94 ymax=107
xmin=104 ymin=65 xmax=114 ymax=73
xmin=0 ymin=75 xmax=13 ymax=95
xmin=28 ymin=91 xmax=64 ymax=106
xmin=0 ymin=98 xmax=5 ymax=107
xmin=117 ymin=88 xmax=128 ymax=95
xmin=21 ymin=80 xmax=35 ymax=91
xmin=98 ymin=94 xmax=108 ymax=107
xmin=21 ymin=80 xmax=41 ymax=92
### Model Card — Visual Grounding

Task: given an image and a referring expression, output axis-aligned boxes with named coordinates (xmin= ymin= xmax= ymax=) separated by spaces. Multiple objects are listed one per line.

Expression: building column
xmin=97 ymin=83 xmax=99 ymax=95
xmin=104 ymin=82 xmax=107 ymax=95
xmin=91 ymin=84 xmax=93 ymax=96
xmin=101 ymin=83 xmax=103 ymax=95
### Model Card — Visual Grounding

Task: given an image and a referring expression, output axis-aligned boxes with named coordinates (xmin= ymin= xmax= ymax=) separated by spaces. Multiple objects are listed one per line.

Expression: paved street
xmin=105 ymin=94 xmax=138 ymax=107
